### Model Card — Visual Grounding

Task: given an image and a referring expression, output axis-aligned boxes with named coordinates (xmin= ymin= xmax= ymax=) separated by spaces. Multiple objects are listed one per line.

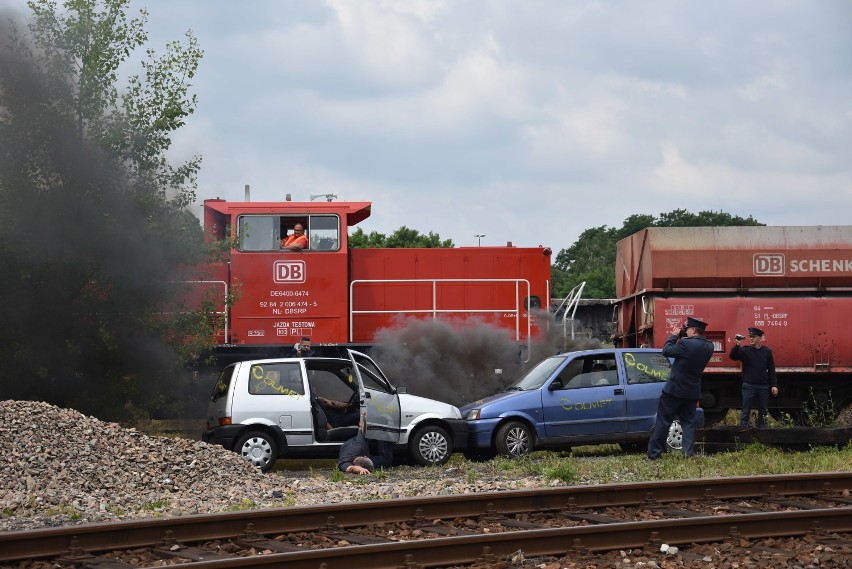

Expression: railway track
xmin=3 ymin=472 xmax=852 ymax=568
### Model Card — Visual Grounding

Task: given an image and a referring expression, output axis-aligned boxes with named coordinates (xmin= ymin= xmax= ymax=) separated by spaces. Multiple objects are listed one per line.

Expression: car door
xmin=347 ymin=349 xmax=401 ymax=442
xmin=620 ymin=350 xmax=672 ymax=433
xmin=541 ymin=353 xmax=627 ymax=438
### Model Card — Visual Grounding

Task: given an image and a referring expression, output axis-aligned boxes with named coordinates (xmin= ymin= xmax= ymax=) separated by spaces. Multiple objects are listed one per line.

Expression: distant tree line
xmin=349 ymin=226 xmax=454 ymax=248
xmin=551 ymin=210 xmax=763 ymax=299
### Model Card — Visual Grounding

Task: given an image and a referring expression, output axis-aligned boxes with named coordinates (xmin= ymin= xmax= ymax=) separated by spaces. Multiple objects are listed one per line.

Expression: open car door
xmin=347 ymin=349 xmax=402 ymax=443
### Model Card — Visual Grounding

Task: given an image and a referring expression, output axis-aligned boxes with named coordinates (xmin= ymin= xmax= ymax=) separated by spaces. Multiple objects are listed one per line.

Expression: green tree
xmin=0 ymin=0 xmax=207 ymax=421
xmin=349 ymin=226 xmax=454 ymax=248
xmin=27 ymin=0 xmax=202 ymax=207
xmin=553 ymin=210 xmax=763 ymax=299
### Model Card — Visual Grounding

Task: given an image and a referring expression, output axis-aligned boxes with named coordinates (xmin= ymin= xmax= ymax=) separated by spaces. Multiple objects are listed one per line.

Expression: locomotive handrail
xmin=553 ymin=281 xmax=585 ymax=352
xmin=349 ymin=278 xmax=533 ymax=362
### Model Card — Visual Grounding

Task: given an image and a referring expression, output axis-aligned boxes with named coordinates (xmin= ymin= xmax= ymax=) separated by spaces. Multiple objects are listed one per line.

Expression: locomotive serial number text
xmin=270 ymin=290 xmax=310 ymax=297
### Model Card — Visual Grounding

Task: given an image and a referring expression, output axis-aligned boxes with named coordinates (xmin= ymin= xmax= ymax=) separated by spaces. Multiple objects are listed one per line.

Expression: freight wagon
xmin=192 ymin=196 xmax=553 ymax=366
xmin=612 ymin=226 xmax=852 ymax=424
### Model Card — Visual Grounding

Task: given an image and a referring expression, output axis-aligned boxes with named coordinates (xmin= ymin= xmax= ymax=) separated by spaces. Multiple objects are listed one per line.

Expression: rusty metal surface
xmin=615 ymin=226 xmax=852 ymax=297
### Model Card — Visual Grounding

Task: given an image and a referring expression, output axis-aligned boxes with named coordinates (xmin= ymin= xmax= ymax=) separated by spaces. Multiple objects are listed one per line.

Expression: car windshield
xmin=507 ymin=355 xmax=568 ymax=391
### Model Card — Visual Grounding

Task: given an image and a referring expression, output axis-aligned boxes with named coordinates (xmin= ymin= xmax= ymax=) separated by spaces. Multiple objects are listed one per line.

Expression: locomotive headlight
xmin=465 ymin=408 xmax=481 ymax=420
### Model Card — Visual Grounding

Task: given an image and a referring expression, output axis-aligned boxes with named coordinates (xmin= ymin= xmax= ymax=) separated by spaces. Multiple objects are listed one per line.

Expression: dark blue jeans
xmin=647 ymin=392 xmax=697 ymax=459
xmin=741 ymin=383 xmax=770 ymax=427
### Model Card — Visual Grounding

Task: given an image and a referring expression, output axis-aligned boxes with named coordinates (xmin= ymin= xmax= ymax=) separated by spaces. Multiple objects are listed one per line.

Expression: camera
xmin=735 ymin=334 xmax=745 ymax=341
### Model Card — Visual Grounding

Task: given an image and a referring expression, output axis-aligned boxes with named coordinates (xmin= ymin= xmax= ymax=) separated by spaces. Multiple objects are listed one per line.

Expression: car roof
xmin=549 ymin=347 xmax=663 ymax=357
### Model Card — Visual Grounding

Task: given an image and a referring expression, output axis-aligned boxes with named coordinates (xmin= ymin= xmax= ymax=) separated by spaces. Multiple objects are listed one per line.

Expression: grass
xmin=269 ymin=440 xmax=852 ymax=491
xmin=472 ymin=441 xmax=852 ymax=486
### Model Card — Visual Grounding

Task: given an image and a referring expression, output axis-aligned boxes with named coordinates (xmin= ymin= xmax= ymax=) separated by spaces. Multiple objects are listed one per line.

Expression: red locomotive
xmin=193 ymin=197 xmax=553 ymax=364
xmin=613 ymin=225 xmax=852 ymax=424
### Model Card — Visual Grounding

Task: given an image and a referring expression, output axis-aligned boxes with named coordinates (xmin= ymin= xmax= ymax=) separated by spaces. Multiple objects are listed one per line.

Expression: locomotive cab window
xmin=236 ymin=214 xmax=341 ymax=252
xmin=525 ymin=296 xmax=542 ymax=310
xmin=308 ymin=215 xmax=340 ymax=251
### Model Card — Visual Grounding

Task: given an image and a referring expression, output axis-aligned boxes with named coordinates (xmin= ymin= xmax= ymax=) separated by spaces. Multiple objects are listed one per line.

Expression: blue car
xmin=460 ymin=348 xmax=704 ymax=459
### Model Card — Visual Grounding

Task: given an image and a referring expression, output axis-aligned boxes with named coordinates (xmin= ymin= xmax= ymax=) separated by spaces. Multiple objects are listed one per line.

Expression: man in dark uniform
xmin=647 ymin=317 xmax=714 ymax=459
xmin=731 ymin=327 xmax=778 ymax=428
xmin=337 ymin=414 xmax=393 ymax=475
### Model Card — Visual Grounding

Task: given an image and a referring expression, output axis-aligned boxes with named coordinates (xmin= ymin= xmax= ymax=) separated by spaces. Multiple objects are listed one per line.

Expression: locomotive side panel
xmin=349 ymin=247 xmax=551 ymax=343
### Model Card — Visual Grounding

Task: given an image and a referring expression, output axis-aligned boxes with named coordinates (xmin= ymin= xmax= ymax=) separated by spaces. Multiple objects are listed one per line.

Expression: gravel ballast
xmin=0 ymin=400 xmax=552 ymax=533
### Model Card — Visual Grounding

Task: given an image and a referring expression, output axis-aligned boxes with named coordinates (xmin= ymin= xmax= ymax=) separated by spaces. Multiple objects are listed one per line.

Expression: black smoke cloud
xmin=369 ymin=312 xmax=602 ymax=407
xmin=0 ymin=11 xmax=203 ymax=420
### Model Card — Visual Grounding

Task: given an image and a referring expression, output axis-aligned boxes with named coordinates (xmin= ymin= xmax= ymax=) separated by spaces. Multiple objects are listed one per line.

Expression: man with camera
xmin=731 ymin=327 xmax=778 ymax=428
xmin=647 ymin=316 xmax=714 ymax=460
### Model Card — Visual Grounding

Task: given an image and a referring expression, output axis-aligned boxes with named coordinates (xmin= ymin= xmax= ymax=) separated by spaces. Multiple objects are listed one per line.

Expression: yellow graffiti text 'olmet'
xmin=622 ymin=352 xmax=670 ymax=382
xmin=560 ymin=398 xmax=613 ymax=412
xmin=259 ymin=376 xmax=302 ymax=398
xmin=372 ymin=401 xmax=397 ymax=414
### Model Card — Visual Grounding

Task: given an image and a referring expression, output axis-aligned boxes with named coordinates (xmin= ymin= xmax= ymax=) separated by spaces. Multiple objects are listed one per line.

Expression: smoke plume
xmin=370 ymin=313 xmax=603 ymax=407
xmin=0 ymin=11 xmax=203 ymax=421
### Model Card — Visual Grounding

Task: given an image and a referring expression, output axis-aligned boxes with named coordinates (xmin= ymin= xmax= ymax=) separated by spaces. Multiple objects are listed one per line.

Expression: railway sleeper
xmin=325 ymin=532 xmax=394 ymax=545
xmin=560 ymin=511 xmax=624 ymax=524
xmin=479 ymin=516 xmax=546 ymax=529
xmin=750 ymin=544 xmax=800 ymax=559
xmin=650 ymin=506 xmax=708 ymax=518
xmin=233 ymin=537 xmax=305 ymax=553
xmin=152 ymin=545 xmax=237 ymax=562
xmin=57 ymin=556 xmax=135 ymax=569
xmin=758 ymin=498 xmax=826 ymax=510
xmin=413 ymin=524 xmax=477 ymax=536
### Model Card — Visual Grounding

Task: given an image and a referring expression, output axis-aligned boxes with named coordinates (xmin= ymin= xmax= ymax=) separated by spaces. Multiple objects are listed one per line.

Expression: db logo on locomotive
xmin=273 ymin=260 xmax=306 ymax=283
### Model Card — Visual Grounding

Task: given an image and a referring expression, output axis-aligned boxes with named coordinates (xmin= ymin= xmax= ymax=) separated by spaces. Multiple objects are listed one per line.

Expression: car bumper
xmin=465 ymin=418 xmax=501 ymax=448
xmin=201 ymin=425 xmax=245 ymax=450
xmin=444 ymin=418 xmax=470 ymax=450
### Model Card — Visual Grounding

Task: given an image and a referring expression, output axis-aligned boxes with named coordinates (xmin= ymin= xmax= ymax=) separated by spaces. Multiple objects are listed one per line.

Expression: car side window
xmin=248 ymin=363 xmax=305 ymax=396
xmin=622 ymin=352 xmax=671 ymax=385
xmin=554 ymin=359 xmax=583 ymax=389
xmin=211 ymin=365 xmax=236 ymax=402
xmin=560 ymin=355 xmax=618 ymax=389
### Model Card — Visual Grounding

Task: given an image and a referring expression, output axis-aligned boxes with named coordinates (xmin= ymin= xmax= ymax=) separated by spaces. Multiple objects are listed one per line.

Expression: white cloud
xmin=739 ymin=73 xmax=788 ymax=102
xmin=12 ymin=0 xmax=848 ymax=252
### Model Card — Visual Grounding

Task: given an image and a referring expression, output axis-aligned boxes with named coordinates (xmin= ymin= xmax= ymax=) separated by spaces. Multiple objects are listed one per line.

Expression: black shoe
xmin=646 ymin=455 xmax=661 ymax=461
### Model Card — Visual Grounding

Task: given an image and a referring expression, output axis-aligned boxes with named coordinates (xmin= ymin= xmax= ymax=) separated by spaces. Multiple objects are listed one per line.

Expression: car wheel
xmin=495 ymin=421 xmax=533 ymax=458
xmin=235 ymin=431 xmax=279 ymax=472
xmin=666 ymin=419 xmax=684 ymax=451
xmin=410 ymin=425 xmax=453 ymax=466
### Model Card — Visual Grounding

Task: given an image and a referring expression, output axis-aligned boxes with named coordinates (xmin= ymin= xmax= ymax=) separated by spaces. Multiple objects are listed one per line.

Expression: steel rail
xmin=2 ymin=471 xmax=851 ymax=561
xmin=80 ymin=508 xmax=852 ymax=569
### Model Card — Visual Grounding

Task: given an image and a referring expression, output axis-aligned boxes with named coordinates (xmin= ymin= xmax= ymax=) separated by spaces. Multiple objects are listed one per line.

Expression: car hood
xmin=398 ymin=393 xmax=462 ymax=420
xmin=460 ymin=389 xmax=528 ymax=412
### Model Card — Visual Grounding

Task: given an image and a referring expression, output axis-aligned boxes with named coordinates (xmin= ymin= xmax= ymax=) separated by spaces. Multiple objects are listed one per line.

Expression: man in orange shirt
xmin=281 ymin=223 xmax=308 ymax=251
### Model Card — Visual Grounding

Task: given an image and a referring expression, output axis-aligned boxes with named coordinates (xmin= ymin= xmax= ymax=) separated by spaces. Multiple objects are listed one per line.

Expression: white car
xmin=202 ymin=350 xmax=467 ymax=471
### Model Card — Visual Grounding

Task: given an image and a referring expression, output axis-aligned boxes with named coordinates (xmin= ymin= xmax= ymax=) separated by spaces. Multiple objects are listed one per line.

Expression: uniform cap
xmin=748 ymin=327 xmax=763 ymax=337
xmin=686 ymin=317 xmax=708 ymax=330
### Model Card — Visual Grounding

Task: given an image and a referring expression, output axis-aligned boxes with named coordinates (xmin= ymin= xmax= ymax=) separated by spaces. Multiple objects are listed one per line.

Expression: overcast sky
xmin=6 ymin=1 xmax=852 ymax=253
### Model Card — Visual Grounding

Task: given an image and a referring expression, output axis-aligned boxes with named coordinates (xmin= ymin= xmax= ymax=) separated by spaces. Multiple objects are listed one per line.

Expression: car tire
xmin=236 ymin=430 xmax=279 ymax=472
xmin=666 ymin=419 xmax=684 ymax=451
xmin=495 ymin=421 xmax=533 ymax=458
xmin=410 ymin=425 xmax=453 ymax=466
